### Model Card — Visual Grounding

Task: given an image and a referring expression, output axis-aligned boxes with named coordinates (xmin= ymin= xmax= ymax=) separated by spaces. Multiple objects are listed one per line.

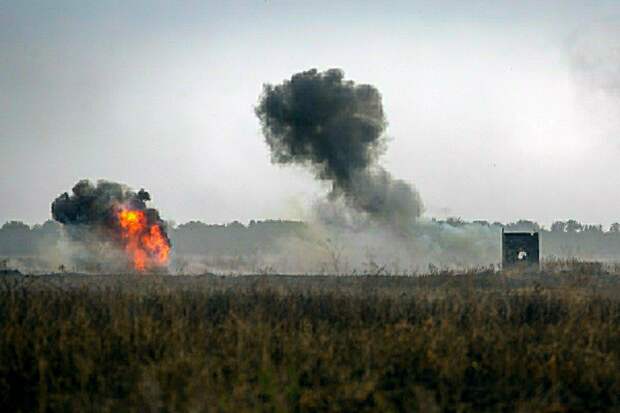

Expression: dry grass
xmin=1 ymin=269 xmax=619 ymax=412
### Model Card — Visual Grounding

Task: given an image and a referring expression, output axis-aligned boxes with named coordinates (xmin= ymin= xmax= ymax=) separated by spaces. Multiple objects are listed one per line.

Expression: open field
xmin=1 ymin=266 xmax=620 ymax=412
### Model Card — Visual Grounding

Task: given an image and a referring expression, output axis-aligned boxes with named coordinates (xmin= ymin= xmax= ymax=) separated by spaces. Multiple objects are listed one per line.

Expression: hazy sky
xmin=2 ymin=1 xmax=620 ymax=227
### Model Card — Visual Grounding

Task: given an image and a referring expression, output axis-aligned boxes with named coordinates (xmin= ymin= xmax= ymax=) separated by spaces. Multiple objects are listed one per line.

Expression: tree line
xmin=1 ymin=218 xmax=620 ymax=260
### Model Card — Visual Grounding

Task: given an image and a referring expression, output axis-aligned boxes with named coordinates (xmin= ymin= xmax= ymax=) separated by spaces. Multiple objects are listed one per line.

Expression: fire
xmin=117 ymin=208 xmax=170 ymax=271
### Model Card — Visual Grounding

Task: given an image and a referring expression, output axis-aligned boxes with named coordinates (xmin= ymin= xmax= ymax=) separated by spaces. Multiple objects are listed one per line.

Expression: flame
xmin=118 ymin=209 xmax=170 ymax=271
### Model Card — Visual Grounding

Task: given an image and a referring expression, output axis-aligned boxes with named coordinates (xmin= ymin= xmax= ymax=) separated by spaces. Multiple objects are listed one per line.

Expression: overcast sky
xmin=2 ymin=1 xmax=620 ymax=227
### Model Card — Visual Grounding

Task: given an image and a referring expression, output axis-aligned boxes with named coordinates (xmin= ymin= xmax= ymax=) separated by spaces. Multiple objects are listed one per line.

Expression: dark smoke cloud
xmin=52 ymin=180 xmax=153 ymax=227
xmin=256 ymin=68 xmax=422 ymax=231
xmin=51 ymin=179 xmax=170 ymax=269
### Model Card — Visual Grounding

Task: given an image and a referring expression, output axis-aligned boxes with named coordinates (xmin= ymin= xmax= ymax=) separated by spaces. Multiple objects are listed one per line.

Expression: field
xmin=1 ymin=264 xmax=620 ymax=412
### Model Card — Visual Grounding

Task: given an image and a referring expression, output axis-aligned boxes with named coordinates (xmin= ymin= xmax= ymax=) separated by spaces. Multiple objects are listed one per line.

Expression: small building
xmin=502 ymin=230 xmax=540 ymax=270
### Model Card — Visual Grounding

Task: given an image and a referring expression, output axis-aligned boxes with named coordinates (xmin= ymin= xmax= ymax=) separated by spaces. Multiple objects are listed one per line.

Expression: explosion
xmin=117 ymin=209 xmax=170 ymax=271
xmin=52 ymin=179 xmax=171 ymax=272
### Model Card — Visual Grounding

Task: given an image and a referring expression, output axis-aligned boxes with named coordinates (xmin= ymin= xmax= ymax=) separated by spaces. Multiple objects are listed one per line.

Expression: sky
xmin=1 ymin=0 xmax=620 ymax=227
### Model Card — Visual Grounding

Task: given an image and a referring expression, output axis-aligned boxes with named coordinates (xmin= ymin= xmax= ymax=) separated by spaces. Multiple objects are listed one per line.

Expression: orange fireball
xmin=118 ymin=208 xmax=170 ymax=271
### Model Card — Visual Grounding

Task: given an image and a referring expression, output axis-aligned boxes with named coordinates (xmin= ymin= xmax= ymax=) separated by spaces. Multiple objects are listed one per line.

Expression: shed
xmin=502 ymin=230 xmax=540 ymax=270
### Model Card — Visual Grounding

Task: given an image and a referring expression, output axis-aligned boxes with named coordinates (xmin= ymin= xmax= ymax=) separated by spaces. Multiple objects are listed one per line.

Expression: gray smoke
xmin=255 ymin=68 xmax=422 ymax=233
xmin=569 ymin=21 xmax=620 ymax=97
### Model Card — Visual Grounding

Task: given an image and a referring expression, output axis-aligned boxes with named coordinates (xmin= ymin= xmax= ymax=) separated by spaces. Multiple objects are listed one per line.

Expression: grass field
xmin=1 ymin=265 xmax=620 ymax=412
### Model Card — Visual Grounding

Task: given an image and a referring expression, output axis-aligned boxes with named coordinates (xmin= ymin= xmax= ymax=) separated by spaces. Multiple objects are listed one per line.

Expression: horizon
xmin=2 ymin=214 xmax=618 ymax=232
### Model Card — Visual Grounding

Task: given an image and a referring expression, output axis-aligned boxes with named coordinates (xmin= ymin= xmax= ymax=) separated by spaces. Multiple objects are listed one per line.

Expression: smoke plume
xmin=256 ymin=68 xmax=422 ymax=233
xmin=51 ymin=179 xmax=171 ymax=271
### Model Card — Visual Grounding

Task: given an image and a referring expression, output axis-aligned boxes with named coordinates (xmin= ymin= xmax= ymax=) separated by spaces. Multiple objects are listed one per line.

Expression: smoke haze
xmin=569 ymin=20 xmax=620 ymax=97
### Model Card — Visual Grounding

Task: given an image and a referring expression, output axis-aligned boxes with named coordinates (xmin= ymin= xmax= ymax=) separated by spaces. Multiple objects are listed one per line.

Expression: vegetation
xmin=1 ymin=267 xmax=619 ymax=412
xmin=4 ymin=218 xmax=620 ymax=264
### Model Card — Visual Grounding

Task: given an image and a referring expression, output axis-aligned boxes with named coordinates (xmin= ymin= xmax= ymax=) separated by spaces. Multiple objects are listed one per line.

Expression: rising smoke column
xmin=256 ymin=68 xmax=423 ymax=232
xmin=51 ymin=179 xmax=171 ymax=271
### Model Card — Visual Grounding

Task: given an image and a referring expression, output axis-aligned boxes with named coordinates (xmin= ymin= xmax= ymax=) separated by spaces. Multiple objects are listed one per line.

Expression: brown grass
xmin=1 ymin=270 xmax=619 ymax=412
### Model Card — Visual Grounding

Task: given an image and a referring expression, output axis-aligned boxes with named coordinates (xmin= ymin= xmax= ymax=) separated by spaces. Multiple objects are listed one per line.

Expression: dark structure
xmin=502 ymin=230 xmax=540 ymax=270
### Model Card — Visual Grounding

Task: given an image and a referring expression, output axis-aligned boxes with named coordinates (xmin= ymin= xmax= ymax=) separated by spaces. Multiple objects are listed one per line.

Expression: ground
xmin=1 ymin=265 xmax=619 ymax=412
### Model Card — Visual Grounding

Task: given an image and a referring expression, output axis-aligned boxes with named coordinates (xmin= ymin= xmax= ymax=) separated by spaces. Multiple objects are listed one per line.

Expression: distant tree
xmin=565 ymin=219 xmax=583 ymax=233
xmin=177 ymin=221 xmax=209 ymax=231
xmin=505 ymin=220 xmax=540 ymax=232
xmin=226 ymin=221 xmax=245 ymax=230
xmin=1 ymin=221 xmax=31 ymax=232
xmin=610 ymin=223 xmax=620 ymax=233
xmin=0 ymin=221 xmax=33 ymax=255
xmin=446 ymin=217 xmax=465 ymax=227
xmin=550 ymin=221 xmax=566 ymax=233
xmin=473 ymin=220 xmax=490 ymax=227
xmin=582 ymin=224 xmax=603 ymax=233
xmin=30 ymin=220 xmax=62 ymax=252
xmin=32 ymin=220 xmax=61 ymax=236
